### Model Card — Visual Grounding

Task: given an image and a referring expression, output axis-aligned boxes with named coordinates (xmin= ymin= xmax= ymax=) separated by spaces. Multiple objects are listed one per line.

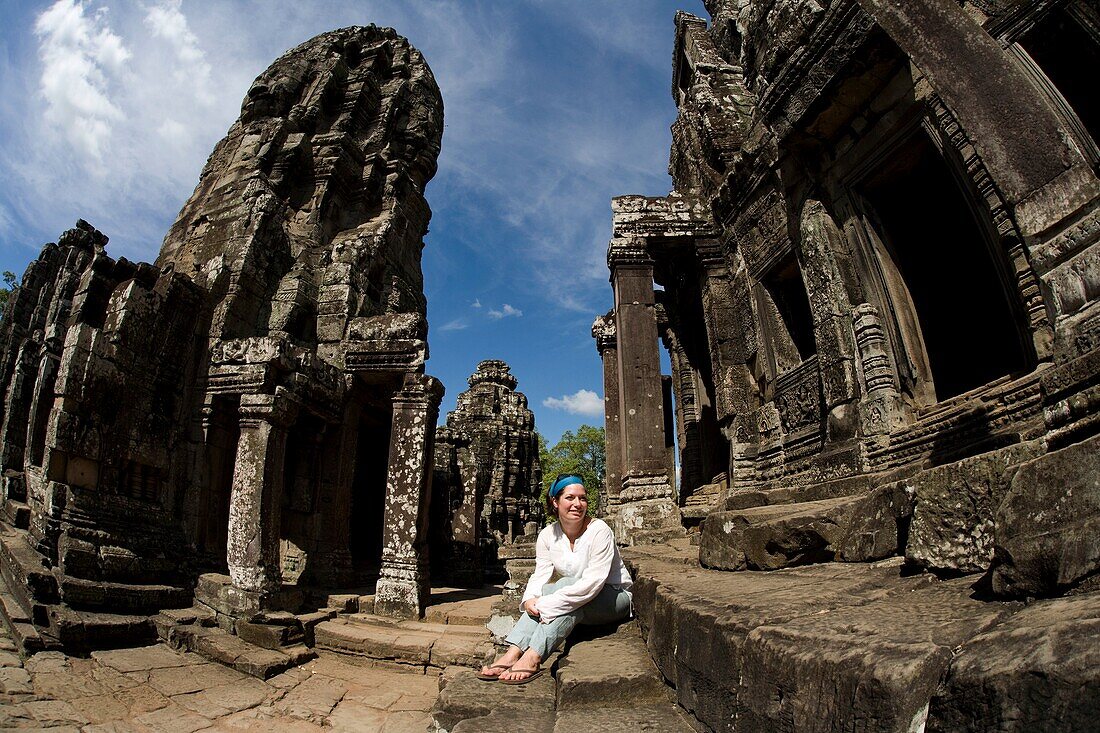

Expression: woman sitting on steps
xmin=478 ymin=474 xmax=633 ymax=684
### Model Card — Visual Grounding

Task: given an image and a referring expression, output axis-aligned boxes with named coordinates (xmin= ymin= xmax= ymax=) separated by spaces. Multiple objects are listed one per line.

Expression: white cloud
xmin=144 ymin=0 xmax=213 ymax=105
xmin=543 ymin=389 xmax=604 ymax=417
xmin=34 ymin=0 xmax=131 ymax=160
xmin=439 ymin=318 xmax=468 ymax=331
xmin=487 ymin=303 xmax=522 ymax=319
xmin=471 ymin=298 xmax=482 ymax=309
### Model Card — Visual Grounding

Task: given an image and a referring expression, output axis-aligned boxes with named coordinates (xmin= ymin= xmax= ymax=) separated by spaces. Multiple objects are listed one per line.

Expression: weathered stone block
xmin=906 ymin=441 xmax=1043 ymax=574
xmin=992 ymin=434 xmax=1100 ymax=597
xmin=700 ymin=485 xmax=911 ymax=571
xmin=928 ymin=591 xmax=1100 ymax=732
xmin=235 ymin=619 xmax=304 ymax=650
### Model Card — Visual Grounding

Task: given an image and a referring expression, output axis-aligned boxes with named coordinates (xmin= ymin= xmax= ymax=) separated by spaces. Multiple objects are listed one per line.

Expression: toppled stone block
xmin=992 ymin=433 xmax=1100 ymax=596
xmin=699 ymin=484 xmax=912 ymax=571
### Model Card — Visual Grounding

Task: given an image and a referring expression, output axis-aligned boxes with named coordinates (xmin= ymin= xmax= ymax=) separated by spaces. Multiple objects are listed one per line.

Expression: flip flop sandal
xmin=476 ymin=664 xmax=513 ymax=681
xmin=499 ymin=668 xmax=543 ymax=685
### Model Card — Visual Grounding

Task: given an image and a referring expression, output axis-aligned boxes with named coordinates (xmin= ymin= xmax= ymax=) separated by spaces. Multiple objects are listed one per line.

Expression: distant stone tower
xmin=432 ymin=360 xmax=543 ymax=586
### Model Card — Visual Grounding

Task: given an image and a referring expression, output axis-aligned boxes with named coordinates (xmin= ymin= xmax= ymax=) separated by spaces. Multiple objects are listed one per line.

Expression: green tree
xmin=0 ymin=271 xmax=17 ymax=318
xmin=538 ymin=425 xmax=606 ymax=518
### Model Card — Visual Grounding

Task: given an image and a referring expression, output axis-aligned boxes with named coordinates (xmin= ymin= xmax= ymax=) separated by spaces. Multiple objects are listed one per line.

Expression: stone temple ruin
xmin=0 ymin=25 xmax=475 ymax=657
xmin=0 ymin=2 xmax=1098 ymax=731
xmin=431 ymin=360 xmax=543 ymax=587
xmin=586 ymin=0 xmax=1100 ymax=730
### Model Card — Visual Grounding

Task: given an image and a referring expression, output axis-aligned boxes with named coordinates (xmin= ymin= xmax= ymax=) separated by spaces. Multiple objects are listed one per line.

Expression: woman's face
xmin=554 ymin=484 xmax=588 ymax=520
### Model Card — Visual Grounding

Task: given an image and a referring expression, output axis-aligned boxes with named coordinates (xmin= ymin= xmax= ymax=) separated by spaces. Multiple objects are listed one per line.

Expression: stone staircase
xmin=314 ymin=612 xmax=494 ymax=672
xmin=431 ymin=620 xmax=697 ymax=732
xmin=0 ymin=524 xmax=168 ymax=655
xmin=308 ymin=585 xmax=500 ymax=673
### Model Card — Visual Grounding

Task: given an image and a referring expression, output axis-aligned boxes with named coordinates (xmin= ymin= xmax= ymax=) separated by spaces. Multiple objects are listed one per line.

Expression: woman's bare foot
xmin=478 ymin=645 xmax=523 ymax=679
xmin=498 ymin=647 xmax=542 ymax=682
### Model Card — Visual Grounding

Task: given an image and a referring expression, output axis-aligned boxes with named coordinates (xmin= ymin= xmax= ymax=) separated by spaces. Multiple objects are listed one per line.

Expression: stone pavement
xmin=0 ymin=618 xmax=438 ymax=732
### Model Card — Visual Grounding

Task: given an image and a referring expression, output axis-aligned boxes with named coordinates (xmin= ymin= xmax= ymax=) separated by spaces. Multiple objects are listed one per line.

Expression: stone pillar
xmin=375 ymin=373 xmax=444 ymax=619
xmin=226 ymin=391 xmax=297 ymax=607
xmin=853 ymin=304 xmax=907 ymax=435
xmin=608 ymin=237 xmax=680 ymax=541
xmin=799 ymin=201 xmax=859 ymax=443
xmin=591 ymin=312 xmax=621 ymax=516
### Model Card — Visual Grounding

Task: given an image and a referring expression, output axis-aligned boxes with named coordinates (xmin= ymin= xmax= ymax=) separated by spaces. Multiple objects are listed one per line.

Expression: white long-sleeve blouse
xmin=521 ymin=518 xmax=633 ymax=623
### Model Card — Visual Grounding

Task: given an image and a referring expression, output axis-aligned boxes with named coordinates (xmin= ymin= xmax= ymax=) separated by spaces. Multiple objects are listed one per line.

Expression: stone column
xmin=226 ymin=391 xmax=297 ymax=607
xmin=591 ymin=312 xmax=622 ymax=516
xmin=853 ymin=303 xmax=907 ymax=435
xmin=375 ymin=373 xmax=444 ymax=619
xmin=608 ymin=237 xmax=680 ymax=541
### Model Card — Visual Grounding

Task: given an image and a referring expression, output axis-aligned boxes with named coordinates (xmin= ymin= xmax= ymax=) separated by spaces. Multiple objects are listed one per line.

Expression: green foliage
xmin=0 ymin=271 xmax=17 ymax=318
xmin=538 ymin=425 xmax=606 ymax=519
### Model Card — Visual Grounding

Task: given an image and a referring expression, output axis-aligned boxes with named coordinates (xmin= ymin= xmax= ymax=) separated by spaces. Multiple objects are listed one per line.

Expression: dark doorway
xmin=198 ymin=396 xmax=239 ymax=571
xmin=861 ymin=134 xmax=1031 ymax=401
xmin=349 ymin=410 xmax=391 ymax=584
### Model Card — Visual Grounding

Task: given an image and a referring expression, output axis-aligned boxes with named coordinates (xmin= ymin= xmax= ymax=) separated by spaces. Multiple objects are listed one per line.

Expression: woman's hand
xmin=523 ymin=598 xmax=540 ymax=618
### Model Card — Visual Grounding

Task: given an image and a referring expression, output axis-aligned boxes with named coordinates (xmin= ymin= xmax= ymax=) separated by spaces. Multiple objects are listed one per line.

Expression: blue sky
xmin=0 ymin=0 xmax=698 ymax=443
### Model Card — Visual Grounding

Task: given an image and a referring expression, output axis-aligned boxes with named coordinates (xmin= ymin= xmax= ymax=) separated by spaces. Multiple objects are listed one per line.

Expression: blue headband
xmin=550 ymin=475 xmax=583 ymax=498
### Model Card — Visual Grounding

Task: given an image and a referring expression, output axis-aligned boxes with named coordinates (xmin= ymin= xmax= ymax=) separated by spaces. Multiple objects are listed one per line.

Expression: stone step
xmin=432 ymin=663 xmax=557 ymax=733
xmin=0 ymin=499 xmax=30 ymax=529
xmin=0 ymin=525 xmax=59 ymax=613
xmin=0 ymin=576 xmax=56 ymax=655
xmin=552 ymin=703 xmax=697 ymax=732
xmin=424 ymin=585 xmax=502 ymax=625
xmin=59 ymin=575 xmax=192 ymax=614
xmin=315 ymin=616 xmax=493 ymax=672
xmin=431 ymin=622 xmax=693 ymax=732
xmin=45 ymin=605 xmax=158 ymax=654
xmin=554 ymin=622 xmax=671 ymax=710
xmin=620 ymin=546 xmax=1100 ymax=733
xmin=699 ymin=484 xmax=912 ymax=571
xmin=167 ymin=622 xmax=315 ymax=679
xmin=153 ymin=604 xmax=217 ymax=641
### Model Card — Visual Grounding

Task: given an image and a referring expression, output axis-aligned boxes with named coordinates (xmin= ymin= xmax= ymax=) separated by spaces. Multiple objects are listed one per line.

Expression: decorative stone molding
xmin=591 ymin=312 xmax=617 ymax=354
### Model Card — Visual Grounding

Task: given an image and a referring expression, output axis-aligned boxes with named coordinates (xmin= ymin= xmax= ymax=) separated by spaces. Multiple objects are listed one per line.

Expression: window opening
xmin=763 ymin=254 xmax=817 ymax=362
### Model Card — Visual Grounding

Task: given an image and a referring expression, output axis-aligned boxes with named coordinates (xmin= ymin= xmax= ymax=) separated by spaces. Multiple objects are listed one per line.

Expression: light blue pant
xmin=504 ymin=577 xmax=631 ymax=660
